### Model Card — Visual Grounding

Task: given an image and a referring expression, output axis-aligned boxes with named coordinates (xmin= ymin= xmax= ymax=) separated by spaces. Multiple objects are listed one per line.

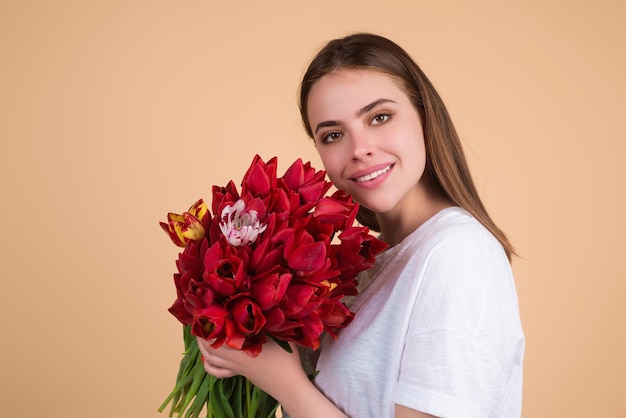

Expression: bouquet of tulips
xmin=158 ymin=155 xmax=387 ymax=417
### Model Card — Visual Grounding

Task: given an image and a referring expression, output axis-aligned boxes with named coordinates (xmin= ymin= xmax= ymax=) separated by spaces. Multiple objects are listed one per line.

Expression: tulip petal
xmin=287 ymin=242 xmax=326 ymax=272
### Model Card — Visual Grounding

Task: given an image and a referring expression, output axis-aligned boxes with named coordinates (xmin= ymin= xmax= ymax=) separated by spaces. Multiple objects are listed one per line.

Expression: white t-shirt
xmin=313 ymin=207 xmax=525 ymax=418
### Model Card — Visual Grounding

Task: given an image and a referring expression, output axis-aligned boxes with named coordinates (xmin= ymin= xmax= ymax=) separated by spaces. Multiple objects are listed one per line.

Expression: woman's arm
xmin=395 ymin=405 xmax=437 ymax=418
xmin=197 ymin=337 xmax=347 ymax=418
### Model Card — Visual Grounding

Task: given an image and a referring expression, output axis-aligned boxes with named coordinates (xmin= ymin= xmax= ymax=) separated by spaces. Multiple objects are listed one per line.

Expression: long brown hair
xmin=299 ymin=33 xmax=516 ymax=260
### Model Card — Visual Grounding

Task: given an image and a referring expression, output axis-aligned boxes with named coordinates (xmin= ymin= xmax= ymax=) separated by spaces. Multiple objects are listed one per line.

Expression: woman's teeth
xmin=355 ymin=165 xmax=391 ymax=182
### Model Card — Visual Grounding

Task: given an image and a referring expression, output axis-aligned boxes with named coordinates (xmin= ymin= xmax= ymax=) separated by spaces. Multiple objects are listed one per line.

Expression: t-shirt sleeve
xmin=395 ymin=227 xmax=512 ymax=417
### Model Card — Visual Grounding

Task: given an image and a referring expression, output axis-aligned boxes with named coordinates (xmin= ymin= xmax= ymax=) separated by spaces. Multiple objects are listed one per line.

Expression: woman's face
xmin=306 ymin=68 xmax=428 ymax=219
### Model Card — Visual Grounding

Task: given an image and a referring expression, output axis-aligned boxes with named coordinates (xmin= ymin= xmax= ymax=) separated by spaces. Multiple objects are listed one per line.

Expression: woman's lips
xmin=348 ymin=163 xmax=394 ymax=190
xmin=350 ymin=163 xmax=394 ymax=182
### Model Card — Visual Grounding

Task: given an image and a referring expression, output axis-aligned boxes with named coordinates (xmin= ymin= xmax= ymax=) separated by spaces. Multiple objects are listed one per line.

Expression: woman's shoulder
xmin=372 ymin=207 xmax=511 ymax=290
xmin=412 ymin=207 xmax=510 ymax=273
xmin=417 ymin=207 xmax=500 ymax=248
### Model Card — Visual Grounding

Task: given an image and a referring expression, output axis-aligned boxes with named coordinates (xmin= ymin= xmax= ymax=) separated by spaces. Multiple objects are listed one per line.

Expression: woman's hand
xmin=196 ymin=337 xmax=348 ymax=418
xmin=197 ymin=337 xmax=304 ymax=395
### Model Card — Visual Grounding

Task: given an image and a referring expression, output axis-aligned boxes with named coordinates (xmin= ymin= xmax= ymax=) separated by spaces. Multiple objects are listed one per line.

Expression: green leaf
xmin=268 ymin=335 xmax=292 ymax=353
xmin=187 ymin=372 xmax=212 ymax=418
xmin=178 ymin=351 xmax=207 ymax=412
xmin=208 ymin=378 xmax=236 ymax=418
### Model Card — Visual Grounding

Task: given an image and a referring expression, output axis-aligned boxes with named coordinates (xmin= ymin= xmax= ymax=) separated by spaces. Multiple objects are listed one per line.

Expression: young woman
xmin=198 ymin=33 xmax=525 ymax=418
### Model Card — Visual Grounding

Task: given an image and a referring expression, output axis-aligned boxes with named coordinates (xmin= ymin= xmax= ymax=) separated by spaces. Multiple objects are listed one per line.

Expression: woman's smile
xmin=350 ymin=163 xmax=394 ymax=183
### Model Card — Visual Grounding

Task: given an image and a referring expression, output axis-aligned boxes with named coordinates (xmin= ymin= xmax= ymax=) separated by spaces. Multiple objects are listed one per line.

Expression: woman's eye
xmin=371 ymin=113 xmax=390 ymax=125
xmin=321 ymin=131 xmax=342 ymax=143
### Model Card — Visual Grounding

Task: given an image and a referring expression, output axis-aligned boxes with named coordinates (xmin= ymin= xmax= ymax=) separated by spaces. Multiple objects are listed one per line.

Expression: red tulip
xmin=229 ymin=296 xmax=266 ymax=337
xmin=313 ymin=191 xmax=359 ymax=230
xmin=281 ymin=158 xmax=332 ymax=204
xmin=192 ymin=304 xmax=228 ymax=340
xmin=211 ymin=181 xmax=240 ymax=215
xmin=242 ymin=155 xmax=277 ymax=198
xmin=203 ymin=239 xmax=246 ymax=297
xmin=168 ymin=297 xmax=193 ymax=325
xmin=250 ymin=270 xmax=292 ymax=311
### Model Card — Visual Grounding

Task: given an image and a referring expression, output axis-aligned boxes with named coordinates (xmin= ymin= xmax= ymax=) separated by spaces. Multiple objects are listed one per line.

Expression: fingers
xmin=196 ymin=337 xmax=231 ymax=366
xmin=202 ymin=361 xmax=237 ymax=379
xmin=196 ymin=336 xmax=211 ymax=357
xmin=201 ymin=351 xmax=238 ymax=378
xmin=196 ymin=336 xmax=239 ymax=378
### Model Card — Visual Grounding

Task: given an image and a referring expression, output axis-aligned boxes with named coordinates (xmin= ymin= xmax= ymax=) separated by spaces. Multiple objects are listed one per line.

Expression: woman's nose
xmin=350 ymin=131 xmax=375 ymax=161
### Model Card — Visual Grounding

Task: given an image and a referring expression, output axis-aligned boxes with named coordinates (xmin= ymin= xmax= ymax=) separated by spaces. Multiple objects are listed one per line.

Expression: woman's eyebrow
xmin=356 ymin=98 xmax=396 ymax=117
xmin=314 ymin=120 xmax=340 ymax=135
xmin=314 ymin=99 xmax=397 ymax=135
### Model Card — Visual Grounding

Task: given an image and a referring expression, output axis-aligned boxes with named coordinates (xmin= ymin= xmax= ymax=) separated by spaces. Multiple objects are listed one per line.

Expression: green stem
xmin=158 ymin=327 xmax=200 ymax=415
xmin=177 ymin=351 xmax=206 ymax=414
xmin=187 ymin=372 xmax=213 ymax=418
xmin=246 ymin=378 xmax=253 ymax=416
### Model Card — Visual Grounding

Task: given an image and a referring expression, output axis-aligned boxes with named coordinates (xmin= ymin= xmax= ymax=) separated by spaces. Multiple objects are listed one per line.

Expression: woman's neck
xmin=377 ymin=178 xmax=453 ymax=247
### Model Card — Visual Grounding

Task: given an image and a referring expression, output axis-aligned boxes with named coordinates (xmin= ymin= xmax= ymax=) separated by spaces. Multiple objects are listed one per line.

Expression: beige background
xmin=1 ymin=1 xmax=624 ymax=417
